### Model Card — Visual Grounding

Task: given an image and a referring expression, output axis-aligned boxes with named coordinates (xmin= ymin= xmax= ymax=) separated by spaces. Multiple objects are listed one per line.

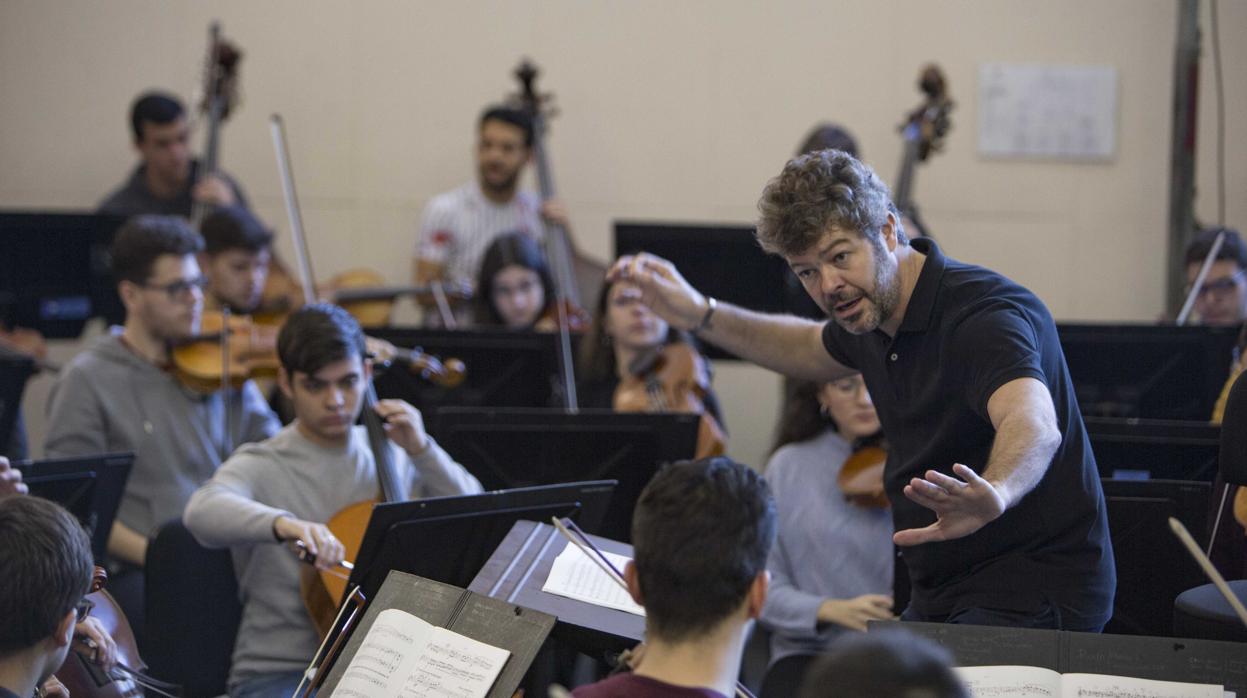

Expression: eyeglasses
xmin=142 ymin=276 xmax=207 ymax=301
xmin=1186 ymin=269 xmax=1246 ymax=300
xmin=75 ymin=598 xmax=94 ymax=622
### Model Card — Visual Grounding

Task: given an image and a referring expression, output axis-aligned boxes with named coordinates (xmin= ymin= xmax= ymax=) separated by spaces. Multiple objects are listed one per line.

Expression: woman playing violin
xmin=757 ymin=375 xmax=893 ymax=695
xmin=474 ymin=231 xmax=555 ymax=329
xmin=577 ymin=279 xmax=726 ymax=448
xmin=183 ymin=304 xmax=481 ymax=698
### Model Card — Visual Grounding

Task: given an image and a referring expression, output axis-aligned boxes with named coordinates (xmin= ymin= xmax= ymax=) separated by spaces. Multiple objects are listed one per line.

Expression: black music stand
xmin=0 ymin=348 xmax=35 ymax=457
xmin=345 ymin=480 xmax=616 ymax=608
xmin=16 ymin=453 xmax=134 ymax=560
xmin=0 ymin=211 xmax=128 ymax=337
xmin=371 ymin=327 xmax=575 ymax=411
xmin=430 ymin=408 xmax=700 ymax=541
xmin=615 ymin=221 xmax=823 ymax=360
xmin=1100 ymin=478 xmax=1212 ymax=636
xmin=469 ymin=519 xmax=644 ymax=657
xmin=1058 ymin=323 xmax=1239 ymax=421
xmin=1087 ymin=417 xmax=1222 ymax=480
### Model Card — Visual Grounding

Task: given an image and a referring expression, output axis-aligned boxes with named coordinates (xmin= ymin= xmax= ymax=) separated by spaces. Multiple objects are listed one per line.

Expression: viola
xmin=613 ymin=342 xmax=727 ymax=458
xmin=838 ymin=438 xmax=889 ymax=509
xmin=54 ymin=567 xmax=177 ymax=698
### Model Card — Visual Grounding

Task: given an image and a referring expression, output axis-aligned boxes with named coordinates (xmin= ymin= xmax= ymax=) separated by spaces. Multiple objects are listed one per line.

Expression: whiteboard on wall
xmin=977 ymin=63 xmax=1118 ymax=161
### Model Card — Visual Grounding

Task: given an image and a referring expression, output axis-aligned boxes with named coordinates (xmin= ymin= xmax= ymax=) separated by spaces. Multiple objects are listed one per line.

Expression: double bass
xmin=893 ymin=64 xmax=954 ymax=239
xmin=189 ymin=22 xmax=241 ymax=230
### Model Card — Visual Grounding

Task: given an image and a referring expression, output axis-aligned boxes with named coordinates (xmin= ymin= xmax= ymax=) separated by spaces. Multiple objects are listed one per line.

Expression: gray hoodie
xmin=44 ymin=330 xmax=280 ymax=538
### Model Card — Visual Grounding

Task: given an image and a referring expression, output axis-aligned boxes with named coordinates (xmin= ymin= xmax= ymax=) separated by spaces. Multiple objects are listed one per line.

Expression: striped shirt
xmin=414 ymin=181 xmax=544 ymax=285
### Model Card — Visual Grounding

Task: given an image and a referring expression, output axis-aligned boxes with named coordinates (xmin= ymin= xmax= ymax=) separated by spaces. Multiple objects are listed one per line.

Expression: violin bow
xmin=549 ymin=518 xmax=758 ymax=698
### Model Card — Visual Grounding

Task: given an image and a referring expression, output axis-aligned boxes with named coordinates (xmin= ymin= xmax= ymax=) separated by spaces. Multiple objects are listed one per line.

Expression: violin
xmin=838 ymin=435 xmax=889 ymax=509
xmin=534 ymin=299 xmax=591 ymax=332
xmin=613 ymin=342 xmax=727 ymax=458
xmin=54 ymin=567 xmax=177 ymax=698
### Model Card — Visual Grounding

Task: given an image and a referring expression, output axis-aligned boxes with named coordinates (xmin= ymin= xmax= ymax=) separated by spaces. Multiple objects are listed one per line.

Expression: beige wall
xmin=3 ymin=0 xmax=1244 ymax=469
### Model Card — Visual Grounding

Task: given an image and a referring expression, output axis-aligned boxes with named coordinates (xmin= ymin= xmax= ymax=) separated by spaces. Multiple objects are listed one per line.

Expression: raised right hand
xmin=816 ymin=593 xmax=894 ymax=631
xmin=608 ymin=253 xmax=708 ymax=331
xmin=273 ymin=516 xmax=345 ymax=571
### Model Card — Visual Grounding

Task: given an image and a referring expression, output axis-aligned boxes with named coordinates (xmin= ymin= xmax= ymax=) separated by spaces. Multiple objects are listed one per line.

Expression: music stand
xmin=0 ymin=348 xmax=35 ymax=457
xmin=615 ymin=221 xmax=823 ymax=360
xmin=16 ymin=453 xmax=134 ymax=560
xmin=0 ymin=211 xmax=127 ymax=337
xmin=1100 ymin=478 xmax=1211 ymax=636
xmin=1086 ymin=417 xmax=1221 ymax=480
xmin=1058 ymin=323 xmax=1239 ymax=421
xmin=346 ymin=480 xmax=617 ymax=608
xmin=371 ymin=327 xmax=575 ymax=412
xmin=430 ymin=407 xmax=700 ymax=541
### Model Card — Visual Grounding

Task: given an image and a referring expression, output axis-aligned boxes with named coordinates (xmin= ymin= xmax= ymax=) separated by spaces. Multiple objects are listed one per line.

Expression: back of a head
xmin=110 ymin=214 xmax=203 ymax=285
xmin=130 ymin=91 xmax=185 ymax=143
xmin=277 ymin=303 xmax=366 ymax=377
xmin=799 ymin=628 xmax=969 ymax=698
xmin=1184 ymin=227 xmax=1247 ymax=270
xmin=797 ymin=123 xmax=860 ymax=158
xmin=479 ymin=104 xmax=535 ymax=147
xmin=630 ymin=457 xmax=776 ymax=643
xmin=200 ymin=206 xmax=274 ymax=256
xmin=0 ymin=496 xmax=93 ymax=657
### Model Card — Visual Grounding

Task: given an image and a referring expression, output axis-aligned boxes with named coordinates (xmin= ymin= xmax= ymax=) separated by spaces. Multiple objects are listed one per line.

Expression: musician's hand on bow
xmin=608 ymin=253 xmax=708 ymax=331
xmin=76 ymin=615 xmax=118 ymax=671
xmin=0 ymin=457 xmax=26 ymax=497
xmin=892 ymin=463 xmax=1007 ymax=546
xmin=275 ymin=516 xmax=345 ymax=571
xmin=539 ymin=199 xmax=570 ymax=229
xmin=374 ymin=399 xmax=429 ymax=457
xmin=38 ymin=676 xmax=70 ymax=698
xmin=191 ymin=174 xmax=237 ymax=207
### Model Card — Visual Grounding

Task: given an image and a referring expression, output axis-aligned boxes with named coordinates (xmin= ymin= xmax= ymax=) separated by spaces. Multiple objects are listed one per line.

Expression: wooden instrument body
xmin=171 ymin=310 xmax=279 ymax=393
xmin=300 ymin=499 xmax=374 ymax=638
xmin=55 ymin=580 xmax=146 ymax=698
xmin=838 ymin=445 xmax=889 ymax=509
xmin=613 ymin=342 xmax=727 ymax=458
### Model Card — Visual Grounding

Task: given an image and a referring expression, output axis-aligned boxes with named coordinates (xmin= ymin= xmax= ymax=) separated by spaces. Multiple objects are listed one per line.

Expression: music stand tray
xmin=345 ymin=480 xmax=616 ymax=609
xmin=469 ymin=519 xmax=645 ymax=657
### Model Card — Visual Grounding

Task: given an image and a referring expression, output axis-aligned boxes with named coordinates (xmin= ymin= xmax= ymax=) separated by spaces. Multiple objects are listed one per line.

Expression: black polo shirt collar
xmin=896 ymin=237 xmax=945 ymax=335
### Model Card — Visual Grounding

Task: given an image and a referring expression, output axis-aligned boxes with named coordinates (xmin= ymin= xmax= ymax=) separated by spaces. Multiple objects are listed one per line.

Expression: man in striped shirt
xmin=413 ymin=106 xmax=570 ymax=300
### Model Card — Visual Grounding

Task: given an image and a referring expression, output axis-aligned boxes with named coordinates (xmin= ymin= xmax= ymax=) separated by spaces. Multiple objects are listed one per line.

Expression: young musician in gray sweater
xmin=183 ymin=304 xmax=482 ymax=698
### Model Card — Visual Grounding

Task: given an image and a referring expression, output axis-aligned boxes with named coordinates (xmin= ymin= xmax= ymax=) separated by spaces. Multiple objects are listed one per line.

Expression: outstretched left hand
xmin=892 ymin=463 xmax=1007 ymax=546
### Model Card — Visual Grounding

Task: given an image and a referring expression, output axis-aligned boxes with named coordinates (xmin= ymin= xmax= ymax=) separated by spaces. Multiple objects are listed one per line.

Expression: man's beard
xmin=479 ymin=165 xmax=520 ymax=195
xmin=827 ymin=247 xmax=900 ymax=334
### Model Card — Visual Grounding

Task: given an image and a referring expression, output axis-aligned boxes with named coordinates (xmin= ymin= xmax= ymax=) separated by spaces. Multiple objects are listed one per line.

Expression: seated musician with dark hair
xmin=0 ymin=496 xmax=95 ymax=698
xmin=184 ymin=303 xmax=481 ymax=698
xmin=199 ymin=205 xmax=275 ymax=315
xmin=44 ymin=215 xmax=279 ymax=637
xmin=98 ymin=91 xmax=249 ymax=217
xmin=573 ymin=456 xmax=776 ymax=698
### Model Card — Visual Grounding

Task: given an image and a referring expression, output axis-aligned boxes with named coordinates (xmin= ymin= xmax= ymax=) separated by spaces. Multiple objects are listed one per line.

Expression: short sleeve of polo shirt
xmin=952 ymin=304 xmax=1048 ymax=420
xmin=819 ymin=322 xmax=860 ymax=371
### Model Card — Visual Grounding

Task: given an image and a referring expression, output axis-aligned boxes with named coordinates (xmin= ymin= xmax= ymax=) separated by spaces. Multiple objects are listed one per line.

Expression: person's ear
xmin=624 ymin=560 xmax=644 ymax=607
xmin=881 ymin=212 xmax=899 ymax=253
xmin=746 ymin=570 xmax=770 ymax=619
xmin=52 ymin=608 xmax=75 ymax=648
xmin=278 ymin=366 xmax=294 ymax=400
xmin=118 ymin=280 xmax=142 ymax=312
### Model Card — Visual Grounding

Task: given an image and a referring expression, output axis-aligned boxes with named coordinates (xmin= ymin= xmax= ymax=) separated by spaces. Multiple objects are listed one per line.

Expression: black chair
xmin=144 ymin=519 xmax=243 ymax=697
xmin=1173 ymin=371 xmax=1247 ymax=641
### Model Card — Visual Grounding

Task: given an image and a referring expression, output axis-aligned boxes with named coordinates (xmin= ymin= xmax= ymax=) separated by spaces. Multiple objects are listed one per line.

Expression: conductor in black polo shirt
xmin=610 ymin=149 xmax=1115 ymax=631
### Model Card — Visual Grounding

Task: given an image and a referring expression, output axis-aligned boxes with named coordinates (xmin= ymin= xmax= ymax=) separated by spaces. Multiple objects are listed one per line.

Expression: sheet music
xmin=331 ymin=608 xmax=511 ymax=698
xmin=955 ymin=667 xmax=1224 ymax=698
xmin=541 ymin=542 xmax=645 ymax=616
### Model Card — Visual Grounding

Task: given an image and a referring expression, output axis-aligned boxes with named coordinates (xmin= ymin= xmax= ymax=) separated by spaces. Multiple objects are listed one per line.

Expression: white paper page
xmin=541 ymin=542 xmax=646 ymax=616
xmin=331 ymin=608 xmax=512 ymax=698
xmin=956 ymin=665 xmax=1062 ymax=697
xmin=1062 ymin=673 xmax=1223 ymax=698
xmin=397 ymin=626 xmax=511 ymax=698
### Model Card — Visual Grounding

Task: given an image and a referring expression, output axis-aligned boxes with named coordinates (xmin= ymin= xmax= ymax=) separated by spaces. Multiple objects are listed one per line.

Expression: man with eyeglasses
xmin=43 ymin=215 xmax=280 ymax=642
xmin=0 ymin=496 xmax=100 ymax=698
xmin=1184 ymin=227 xmax=1247 ymax=327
